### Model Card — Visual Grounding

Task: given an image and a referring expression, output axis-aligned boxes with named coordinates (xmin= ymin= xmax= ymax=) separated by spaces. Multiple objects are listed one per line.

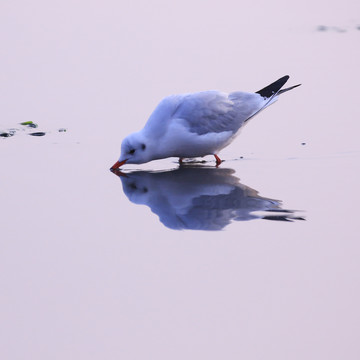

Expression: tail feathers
xmin=278 ymin=83 xmax=301 ymax=95
xmin=256 ymin=75 xmax=301 ymax=98
xmin=243 ymin=76 xmax=300 ymax=124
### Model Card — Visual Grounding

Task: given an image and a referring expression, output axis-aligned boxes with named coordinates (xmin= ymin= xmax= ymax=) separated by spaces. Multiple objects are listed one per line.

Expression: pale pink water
xmin=1 ymin=1 xmax=360 ymax=359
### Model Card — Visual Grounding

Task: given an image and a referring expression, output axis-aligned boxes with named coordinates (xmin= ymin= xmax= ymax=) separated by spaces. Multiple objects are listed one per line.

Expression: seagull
xmin=110 ymin=75 xmax=300 ymax=169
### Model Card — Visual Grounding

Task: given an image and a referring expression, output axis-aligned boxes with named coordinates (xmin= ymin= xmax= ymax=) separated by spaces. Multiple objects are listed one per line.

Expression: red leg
xmin=179 ymin=158 xmax=183 ymax=164
xmin=214 ymin=154 xmax=222 ymax=166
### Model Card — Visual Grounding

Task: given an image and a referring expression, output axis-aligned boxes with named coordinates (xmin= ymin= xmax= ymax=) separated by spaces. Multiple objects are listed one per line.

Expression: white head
xmin=111 ymin=131 xmax=153 ymax=169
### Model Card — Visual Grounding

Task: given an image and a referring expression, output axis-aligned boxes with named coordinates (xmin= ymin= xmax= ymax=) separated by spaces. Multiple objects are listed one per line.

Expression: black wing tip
xmin=256 ymin=75 xmax=291 ymax=98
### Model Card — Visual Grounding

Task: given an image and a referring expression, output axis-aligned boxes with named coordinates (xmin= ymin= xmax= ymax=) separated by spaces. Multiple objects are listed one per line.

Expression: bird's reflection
xmin=112 ymin=166 xmax=304 ymax=230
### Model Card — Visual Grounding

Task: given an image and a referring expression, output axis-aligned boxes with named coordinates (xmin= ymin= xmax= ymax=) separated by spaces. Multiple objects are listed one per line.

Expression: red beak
xmin=110 ymin=159 xmax=127 ymax=170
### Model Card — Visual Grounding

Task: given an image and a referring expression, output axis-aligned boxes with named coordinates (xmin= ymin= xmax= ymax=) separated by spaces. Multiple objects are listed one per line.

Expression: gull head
xmin=110 ymin=131 xmax=152 ymax=169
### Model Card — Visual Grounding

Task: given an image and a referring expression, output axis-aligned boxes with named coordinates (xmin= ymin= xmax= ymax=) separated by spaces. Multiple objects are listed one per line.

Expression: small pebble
xmin=317 ymin=25 xmax=328 ymax=32
xmin=29 ymin=132 xmax=46 ymax=136
xmin=1 ymin=130 xmax=16 ymax=137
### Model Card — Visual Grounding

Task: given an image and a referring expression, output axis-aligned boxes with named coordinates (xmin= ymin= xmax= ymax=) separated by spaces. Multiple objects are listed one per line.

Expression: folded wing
xmin=172 ymin=90 xmax=266 ymax=135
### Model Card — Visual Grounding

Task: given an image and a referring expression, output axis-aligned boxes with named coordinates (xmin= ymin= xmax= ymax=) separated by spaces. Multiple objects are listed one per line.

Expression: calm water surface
xmin=1 ymin=0 xmax=360 ymax=359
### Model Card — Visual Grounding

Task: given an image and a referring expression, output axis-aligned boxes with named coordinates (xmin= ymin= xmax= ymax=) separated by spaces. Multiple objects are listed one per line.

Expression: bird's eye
xmin=128 ymin=149 xmax=135 ymax=155
xmin=141 ymin=144 xmax=146 ymax=150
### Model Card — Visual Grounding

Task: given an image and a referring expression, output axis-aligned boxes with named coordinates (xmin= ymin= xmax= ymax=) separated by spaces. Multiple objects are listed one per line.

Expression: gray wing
xmin=171 ymin=91 xmax=266 ymax=135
